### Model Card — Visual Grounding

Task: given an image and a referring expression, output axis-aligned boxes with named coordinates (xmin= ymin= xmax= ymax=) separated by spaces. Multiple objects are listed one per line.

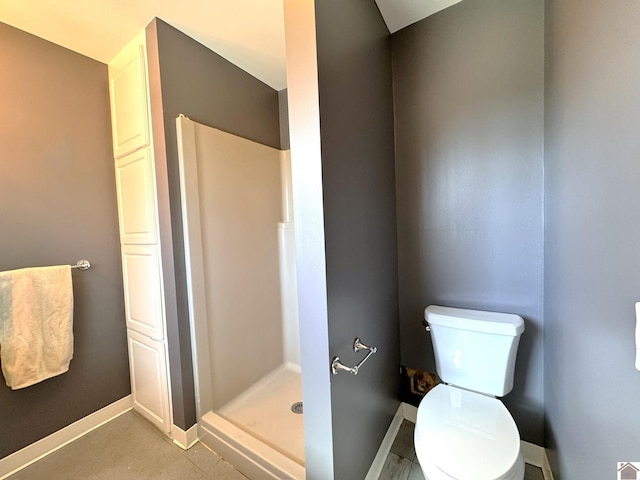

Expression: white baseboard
xmin=365 ymin=404 xmax=405 ymax=480
xmin=542 ymin=451 xmax=555 ymax=480
xmin=521 ymin=440 xmax=544 ymax=467
xmin=402 ymin=403 xmax=417 ymax=423
xmin=171 ymin=422 xmax=199 ymax=450
xmin=0 ymin=395 xmax=132 ymax=480
xmin=398 ymin=402 xmax=554 ymax=480
xmin=520 ymin=441 xmax=554 ymax=480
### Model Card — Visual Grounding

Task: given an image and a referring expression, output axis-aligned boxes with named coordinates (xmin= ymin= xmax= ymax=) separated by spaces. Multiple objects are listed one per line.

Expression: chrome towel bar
xmin=70 ymin=260 xmax=91 ymax=271
xmin=331 ymin=337 xmax=377 ymax=375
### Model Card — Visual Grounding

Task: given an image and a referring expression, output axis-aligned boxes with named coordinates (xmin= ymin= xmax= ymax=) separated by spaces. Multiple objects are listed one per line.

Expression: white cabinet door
xmin=115 ymin=148 xmax=158 ymax=244
xmin=121 ymin=244 xmax=165 ymax=340
xmin=109 ymin=40 xmax=150 ymax=158
xmin=128 ymin=329 xmax=171 ymax=432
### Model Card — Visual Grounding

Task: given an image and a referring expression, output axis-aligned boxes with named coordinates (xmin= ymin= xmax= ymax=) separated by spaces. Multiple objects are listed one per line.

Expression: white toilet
xmin=414 ymin=305 xmax=525 ymax=480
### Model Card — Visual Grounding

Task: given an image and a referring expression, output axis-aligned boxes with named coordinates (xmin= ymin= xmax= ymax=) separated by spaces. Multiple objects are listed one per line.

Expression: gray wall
xmin=314 ymin=1 xmax=401 ymax=477
xmin=391 ymin=0 xmax=545 ymax=444
xmin=544 ymin=0 xmax=640 ymax=476
xmin=145 ymin=18 xmax=282 ymax=430
xmin=278 ymin=89 xmax=290 ymax=150
xmin=0 ymin=22 xmax=128 ymax=458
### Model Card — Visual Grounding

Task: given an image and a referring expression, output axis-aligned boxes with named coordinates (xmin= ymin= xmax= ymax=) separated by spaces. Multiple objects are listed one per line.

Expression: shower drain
xmin=291 ymin=402 xmax=303 ymax=414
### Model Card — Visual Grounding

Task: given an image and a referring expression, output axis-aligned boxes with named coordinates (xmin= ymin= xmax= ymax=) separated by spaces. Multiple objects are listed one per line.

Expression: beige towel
xmin=0 ymin=265 xmax=73 ymax=389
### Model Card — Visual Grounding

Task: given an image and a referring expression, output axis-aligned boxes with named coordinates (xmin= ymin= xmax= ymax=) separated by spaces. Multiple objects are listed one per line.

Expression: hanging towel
xmin=0 ymin=265 xmax=73 ymax=389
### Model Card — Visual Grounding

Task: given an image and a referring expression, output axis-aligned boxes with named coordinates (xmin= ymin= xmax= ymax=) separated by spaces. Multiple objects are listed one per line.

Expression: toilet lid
xmin=415 ymin=384 xmax=521 ymax=480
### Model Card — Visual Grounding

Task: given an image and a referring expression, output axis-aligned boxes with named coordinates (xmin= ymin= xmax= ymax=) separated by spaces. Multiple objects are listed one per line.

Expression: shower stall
xmin=176 ymin=115 xmax=304 ymax=479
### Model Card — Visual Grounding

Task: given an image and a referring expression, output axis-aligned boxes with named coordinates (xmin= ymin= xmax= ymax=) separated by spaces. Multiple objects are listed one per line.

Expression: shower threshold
xmin=198 ymin=365 xmax=305 ymax=480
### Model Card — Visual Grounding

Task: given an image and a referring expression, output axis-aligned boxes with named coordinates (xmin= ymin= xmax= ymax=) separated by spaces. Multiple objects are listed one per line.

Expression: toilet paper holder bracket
xmin=331 ymin=338 xmax=377 ymax=375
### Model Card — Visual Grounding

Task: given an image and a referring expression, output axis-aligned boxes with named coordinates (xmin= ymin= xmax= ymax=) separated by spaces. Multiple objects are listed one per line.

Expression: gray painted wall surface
xmin=544 ymin=1 xmax=640 ymax=476
xmin=147 ymin=18 xmax=281 ymax=429
xmin=0 ymin=22 xmax=128 ymax=458
xmin=391 ymin=0 xmax=545 ymax=444
xmin=314 ymin=1 xmax=401 ymax=477
xmin=278 ymin=89 xmax=290 ymax=150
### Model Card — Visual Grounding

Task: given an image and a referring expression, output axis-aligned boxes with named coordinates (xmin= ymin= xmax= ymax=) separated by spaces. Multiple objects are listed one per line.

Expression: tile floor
xmin=6 ymin=411 xmax=248 ymax=480
xmin=7 ymin=412 xmax=545 ymax=480
xmin=379 ymin=420 xmax=545 ymax=480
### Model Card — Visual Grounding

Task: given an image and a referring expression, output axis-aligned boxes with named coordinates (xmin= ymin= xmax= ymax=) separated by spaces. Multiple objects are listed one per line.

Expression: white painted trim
xmin=399 ymin=402 xmax=554 ymax=480
xmin=519 ymin=441 xmax=554 ymax=479
xmin=542 ymin=451 xmax=555 ymax=480
xmin=402 ymin=402 xmax=418 ymax=423
xmin=521 ymin=441 xmax=544 ymax=467
xmin=171 ymin=423 xmax=199 ymax=450
xmin=0 ymin=395 xmax=132 ymax=479
xmin=365 ymin=404 xmax=405 ymax=480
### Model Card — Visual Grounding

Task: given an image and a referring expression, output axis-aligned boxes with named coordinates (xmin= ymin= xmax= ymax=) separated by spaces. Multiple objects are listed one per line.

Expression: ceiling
xmin=0 ymin=0 xmax=462 ymax=91
xmin=374 ymin=0 xmax=463 ymax=33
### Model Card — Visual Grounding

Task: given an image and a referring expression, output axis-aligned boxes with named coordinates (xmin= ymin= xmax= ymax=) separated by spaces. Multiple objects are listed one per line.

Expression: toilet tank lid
xmin=425 ymin=305 xmax=524 ymax=336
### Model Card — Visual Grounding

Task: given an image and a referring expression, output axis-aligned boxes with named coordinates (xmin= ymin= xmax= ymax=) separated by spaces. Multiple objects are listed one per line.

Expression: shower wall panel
xmin=148 ymin=18 xmax=282 ymax=429
xmin=191 ymin=123 xmax=284 ymax=409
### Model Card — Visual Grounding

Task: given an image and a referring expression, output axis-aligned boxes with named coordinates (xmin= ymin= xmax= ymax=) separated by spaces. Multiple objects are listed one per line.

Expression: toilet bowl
xmin=415 ymin=305 xmax=526 ymax=480
xmin=414 ymin=384 xmax=524 ymax=480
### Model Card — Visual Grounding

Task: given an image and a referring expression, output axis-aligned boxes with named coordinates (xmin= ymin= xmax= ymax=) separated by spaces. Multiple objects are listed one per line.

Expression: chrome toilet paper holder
xmin=331 ymin=338 xmax=377 ymax=375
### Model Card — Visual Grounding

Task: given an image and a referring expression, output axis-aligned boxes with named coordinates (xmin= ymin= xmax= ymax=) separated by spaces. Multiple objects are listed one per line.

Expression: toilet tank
xmin=425 ymin=305 xmax=525 ymax=397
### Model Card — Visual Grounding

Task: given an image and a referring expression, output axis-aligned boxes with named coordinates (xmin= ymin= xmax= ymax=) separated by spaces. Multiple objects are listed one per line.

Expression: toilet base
xmin=417 ymin=450 xmax=525 ymax=480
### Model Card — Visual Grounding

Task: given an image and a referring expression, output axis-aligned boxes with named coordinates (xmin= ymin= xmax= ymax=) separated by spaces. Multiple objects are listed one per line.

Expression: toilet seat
xmin=414 ymin=384 xmax=524 ymax=480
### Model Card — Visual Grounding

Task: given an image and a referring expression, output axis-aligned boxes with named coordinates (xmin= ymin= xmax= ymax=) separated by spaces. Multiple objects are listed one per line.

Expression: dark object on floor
xmin=400 ymin=366 xmax=439 ymax=407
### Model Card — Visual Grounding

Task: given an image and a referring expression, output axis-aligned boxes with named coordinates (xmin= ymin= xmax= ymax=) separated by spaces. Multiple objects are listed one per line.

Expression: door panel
xmin=121 ymin=244 xmax=165 ymax=340
xmin=128 ymin=329 xmax=171 ymax=432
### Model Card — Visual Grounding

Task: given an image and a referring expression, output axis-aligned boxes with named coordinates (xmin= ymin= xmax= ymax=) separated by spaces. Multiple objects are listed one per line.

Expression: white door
xmin=127 ymin=329 xmax=171 ymax=432
xmin=114 ymin=149 xmax=158 ymax=244
xmin=121 ymin=244 xmax=166 ymax=340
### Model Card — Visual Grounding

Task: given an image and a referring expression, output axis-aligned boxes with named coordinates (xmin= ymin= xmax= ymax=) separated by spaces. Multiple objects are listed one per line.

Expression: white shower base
xmin=198 ymin=365 xmax=305 ymax=480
